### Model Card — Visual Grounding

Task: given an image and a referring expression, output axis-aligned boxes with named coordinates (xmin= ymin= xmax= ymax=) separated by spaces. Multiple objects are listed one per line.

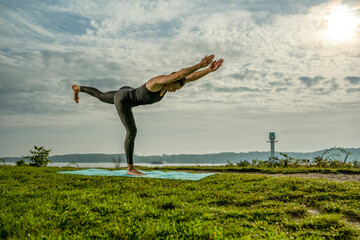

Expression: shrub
xmin=15 ymin=159 xmax=28 ymax=166
xmin=66 ymin=161 xmax=79 ymax=168
xmin=236 ymin=160 xmax=250 ymax=167
xmin=225 ymin=160 xmax=235 ymax=167
xmin=24 ymin=146 xmax=51 ymax=167
xmin=313 ymin=147 xmax=353 ymax=168
xmin=353 ymin=161 xmax=359 ymax=168
xmin=111 ymin=155 xmax=122 ymax=169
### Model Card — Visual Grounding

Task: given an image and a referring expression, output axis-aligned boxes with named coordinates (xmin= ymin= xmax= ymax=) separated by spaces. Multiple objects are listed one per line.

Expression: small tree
xmin=1 ymin=158 xmax=5 ymax=165
xmin=66 ymin=161 xmax=79 ymax=168
xmin=24 ymin=146 xmax=51 ymax=167
xmin=112 ymin=155 xmax=122 ymax=169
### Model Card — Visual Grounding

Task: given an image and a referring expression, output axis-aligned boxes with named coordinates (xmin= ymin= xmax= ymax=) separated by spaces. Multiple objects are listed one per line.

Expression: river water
xmin=5 ymin=162 xmax=226 ymax=168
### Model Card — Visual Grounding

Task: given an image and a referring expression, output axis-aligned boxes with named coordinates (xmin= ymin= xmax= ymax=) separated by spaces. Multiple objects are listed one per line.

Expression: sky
xmin=1 ymin=0 xmax=360 ymax=157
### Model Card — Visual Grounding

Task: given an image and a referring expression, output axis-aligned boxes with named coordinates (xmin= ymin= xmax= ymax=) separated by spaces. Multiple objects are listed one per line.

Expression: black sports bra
xmin=126 ymin=84 xmax=166 ymax=107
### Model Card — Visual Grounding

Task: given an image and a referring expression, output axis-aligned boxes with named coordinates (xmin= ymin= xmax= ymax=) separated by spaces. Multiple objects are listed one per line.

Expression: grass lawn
xmin=1 ymin=165 xmax=359 ymax=239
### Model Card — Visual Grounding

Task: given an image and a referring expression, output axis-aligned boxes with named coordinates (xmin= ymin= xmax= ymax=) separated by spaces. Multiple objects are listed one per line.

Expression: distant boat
xmin=150 ymin=160 xmax=165 ymax=164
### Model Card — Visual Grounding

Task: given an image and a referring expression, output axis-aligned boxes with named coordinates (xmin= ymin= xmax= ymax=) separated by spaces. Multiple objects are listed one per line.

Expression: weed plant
xmin=0 ymin=166 xmax=359 ymax=239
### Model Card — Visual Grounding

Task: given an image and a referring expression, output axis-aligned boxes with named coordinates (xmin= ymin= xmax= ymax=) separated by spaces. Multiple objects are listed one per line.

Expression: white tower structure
xmin=267 ymin=132 xmax=278 ymax=159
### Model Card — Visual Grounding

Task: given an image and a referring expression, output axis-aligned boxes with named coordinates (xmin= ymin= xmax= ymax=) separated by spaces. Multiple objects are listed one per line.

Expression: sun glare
xmin=326 ymin=5 xmax=360 ymax=42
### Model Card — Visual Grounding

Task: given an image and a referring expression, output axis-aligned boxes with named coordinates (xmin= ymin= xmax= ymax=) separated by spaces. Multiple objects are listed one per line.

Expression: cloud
xmin=269 ymin=81 xmax=288 ymax=87
xmin=78 ymin=78 xmax=118 ymax=89
xmin=276 ymin=87 xmax=288 ymax=93
xmin=299 ymin=75 xmax=325 ymax=87
xmin=0 ymin=0 xmax=359 ymax=158
xmin=215 ymin=86 xmax=263 ymax=93
xmin=1 ymin=1 xmax=360 ymax=136
xmin=344 ymin=76 xmax=360 ymax=84
xmin=198 ymin=81 xmax=268 ymax=93
xmin=50 ymin=0 xmax=194 ymax=40
xmin=347 ymin=88 xmax=360 ymax=93
xmin=313 ymin=88 xmax=332 ymax=95
xmin=231 ymin=69 xmax=267 ymax=81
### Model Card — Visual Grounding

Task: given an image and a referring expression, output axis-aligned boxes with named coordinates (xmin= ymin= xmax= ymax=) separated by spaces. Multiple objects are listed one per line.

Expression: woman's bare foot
xmin=127 ymin=165 xmax=146 ymax=176
xmin=72 ymin=84 xmax=80 ymax=103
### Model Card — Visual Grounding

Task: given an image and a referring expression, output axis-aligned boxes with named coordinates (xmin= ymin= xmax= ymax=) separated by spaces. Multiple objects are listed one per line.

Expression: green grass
xmin=144 ymin=165 xmax=360 ymax=174
xmin=1 ymin=166 xmax=359 ymax=239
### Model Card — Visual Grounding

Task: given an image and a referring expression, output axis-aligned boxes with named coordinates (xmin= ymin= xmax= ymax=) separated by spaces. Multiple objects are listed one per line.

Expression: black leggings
xmin=80 ymin=86 xmax=137 ymax=165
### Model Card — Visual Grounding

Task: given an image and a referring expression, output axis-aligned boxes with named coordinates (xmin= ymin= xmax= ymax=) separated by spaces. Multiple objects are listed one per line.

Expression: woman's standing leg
xmin=114 ymin=92 xmax=146 ymax=176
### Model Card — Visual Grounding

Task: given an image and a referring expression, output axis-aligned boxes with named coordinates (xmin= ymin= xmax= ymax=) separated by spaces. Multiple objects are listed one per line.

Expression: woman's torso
xmin=117 ymin=84 xmax=165 ymax=107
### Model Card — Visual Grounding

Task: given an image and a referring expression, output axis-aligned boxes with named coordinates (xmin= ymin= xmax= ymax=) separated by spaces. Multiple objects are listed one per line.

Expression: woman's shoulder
xmin=145 ymin=79 xmax=164 ymax=92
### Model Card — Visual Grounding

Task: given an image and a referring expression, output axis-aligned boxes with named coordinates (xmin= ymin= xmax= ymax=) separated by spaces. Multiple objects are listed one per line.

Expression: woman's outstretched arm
xmin=151 ymin=55 xmax=215 ymax=85
xmin=185 ymin=59 xmax=224 ymax=84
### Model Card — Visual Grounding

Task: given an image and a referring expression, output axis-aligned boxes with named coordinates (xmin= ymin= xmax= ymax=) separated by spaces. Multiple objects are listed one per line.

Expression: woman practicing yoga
xmin=72 ymin=54 xmax=223 ymax=176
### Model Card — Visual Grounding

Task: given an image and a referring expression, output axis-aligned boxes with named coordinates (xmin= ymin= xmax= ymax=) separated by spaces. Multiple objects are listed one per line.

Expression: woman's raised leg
xmin=72 ymin=84 xmax=117 ymax=104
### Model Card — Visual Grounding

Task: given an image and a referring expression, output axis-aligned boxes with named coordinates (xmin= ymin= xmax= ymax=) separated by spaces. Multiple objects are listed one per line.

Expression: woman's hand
xmin=199 ymin=54 xmax=215 ymax=68
xmin=209 ymin=59 xmax=224 ymax=72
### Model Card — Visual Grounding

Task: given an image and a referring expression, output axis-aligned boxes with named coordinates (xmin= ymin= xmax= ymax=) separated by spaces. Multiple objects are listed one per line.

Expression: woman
xmin=72 ymin=54 xmax=223 ymax=176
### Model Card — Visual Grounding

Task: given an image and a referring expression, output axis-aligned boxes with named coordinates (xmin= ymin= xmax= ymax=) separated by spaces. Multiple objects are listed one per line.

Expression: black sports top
xmin=122 ymin=84 xmax=166 ymax=107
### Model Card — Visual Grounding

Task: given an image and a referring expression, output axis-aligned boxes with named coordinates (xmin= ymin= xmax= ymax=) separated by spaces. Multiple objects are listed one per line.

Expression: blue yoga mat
xmin=58 ymin=169 xmax=217 ymax=181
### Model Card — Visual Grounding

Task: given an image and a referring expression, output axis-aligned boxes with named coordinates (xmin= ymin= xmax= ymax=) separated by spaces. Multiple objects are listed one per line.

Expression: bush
xmin=233 ymin=147 xmax=356 ymax=169
xmin=111 ymin=155 xmax=122 ymax=169
xmin=66 ymin=161 xmax=79 ymax=168
xmin=225 ymin=160 xmax=235 ymax=167
xmin=354 ymin=161 xmax=360 ymax=168
xmin=236 ymin=160 xmax=250 ymax=167
xmin=24 ymin=146 xmax=51 ymax=167
xmin=15 ymin=159 xmax=28 ymax=166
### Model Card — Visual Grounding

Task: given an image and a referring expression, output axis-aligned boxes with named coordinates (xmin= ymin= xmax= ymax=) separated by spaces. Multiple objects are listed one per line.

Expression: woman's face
xmin=166 ymin=81 xmax=183 ymax=92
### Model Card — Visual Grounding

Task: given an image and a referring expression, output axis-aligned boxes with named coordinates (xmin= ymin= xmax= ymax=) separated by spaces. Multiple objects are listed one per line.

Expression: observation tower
xmin=267 ymin=132 xmax=278 ymax=159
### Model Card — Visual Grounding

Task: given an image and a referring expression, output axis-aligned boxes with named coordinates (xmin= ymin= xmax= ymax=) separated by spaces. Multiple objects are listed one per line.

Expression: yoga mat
xmin=58 ymin=169 xmax=217 ymax=181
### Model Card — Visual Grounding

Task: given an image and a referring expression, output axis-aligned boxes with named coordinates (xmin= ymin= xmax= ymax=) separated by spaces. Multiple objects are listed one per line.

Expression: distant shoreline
xmin=2 ymin=148 xmax=359 ymax=163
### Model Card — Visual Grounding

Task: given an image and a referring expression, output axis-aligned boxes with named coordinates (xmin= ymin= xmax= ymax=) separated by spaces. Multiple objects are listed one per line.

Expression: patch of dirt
xmin=346 ymin=216 xmax=360 ymax=229
xmin=237 ymin=172 xmax=360 ymax=182
xmin=306 ymin=208 xmax=321 ymax=216
xmin=305 ymin=208 xmax=360 ymax=228
xmin=266 ymin=173 xmax=360 ymax=182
